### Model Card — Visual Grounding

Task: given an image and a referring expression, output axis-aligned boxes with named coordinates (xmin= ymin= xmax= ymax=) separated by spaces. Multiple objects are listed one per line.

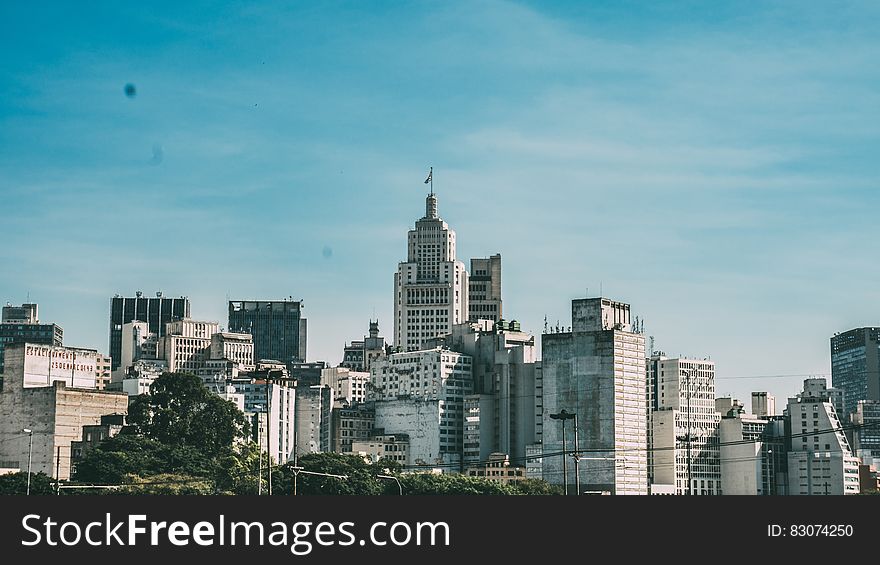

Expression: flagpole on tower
xmin=424 ymin=166 xmax=433 ymax=195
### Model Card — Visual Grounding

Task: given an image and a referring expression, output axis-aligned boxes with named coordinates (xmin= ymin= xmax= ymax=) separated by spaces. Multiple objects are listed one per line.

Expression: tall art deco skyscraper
xmin=394 ymin=193 xmax=469 ymax=351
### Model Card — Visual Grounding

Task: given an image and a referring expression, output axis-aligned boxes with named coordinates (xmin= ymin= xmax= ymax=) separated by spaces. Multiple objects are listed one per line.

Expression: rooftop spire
xmin=426 ymin=193 xmax=438 ymax=218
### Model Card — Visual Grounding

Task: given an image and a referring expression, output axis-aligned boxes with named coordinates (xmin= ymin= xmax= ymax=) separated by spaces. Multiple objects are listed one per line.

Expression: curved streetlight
xmin=550 ymin=410 xmax=577 ymax=495
xmin=377 ymin=474 xmax=403 ymax=496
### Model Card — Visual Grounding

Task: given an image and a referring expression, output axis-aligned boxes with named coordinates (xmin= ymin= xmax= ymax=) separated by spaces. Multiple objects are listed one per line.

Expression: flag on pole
xmin=424 ymin=168 xmax=432 ymax=184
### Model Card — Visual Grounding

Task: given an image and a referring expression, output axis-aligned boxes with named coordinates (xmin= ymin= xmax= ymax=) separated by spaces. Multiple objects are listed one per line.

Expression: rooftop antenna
xmin=543 ymin=315 xmax=548 ymax=334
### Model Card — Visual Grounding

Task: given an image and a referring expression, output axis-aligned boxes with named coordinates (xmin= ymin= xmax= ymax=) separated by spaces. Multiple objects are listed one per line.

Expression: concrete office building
xmin=786 ymin=379 xmax=860 ymax=495
xmin=295 ymin=384 xmax=333 ymax=459
xmin=94 ymin=353 xmax=112 ymax=391
xmin=437 ymin=320 xmax=541 ymax=466
xmin=466 ymin=452 xmax=527 ymax=485
xmin=0 ymin=302 xmax=63 ymax=377
xmin=542 ymin=298 xmax=647 ymax=495
xmin=352 ymin=433 xmax=409 ymax=465
xmin=70 ymin=414 xmax=125 ymax=468
xmin=751 ymin=392 xmax=776 ymax=418
xmin=341 ymin=320 xmax=389 ymax=373
xmin=290 ymin=361 xmax=327 ymax=387
xmin=109 ymin=292 xmax=190 ymax=371
xmin=718 ymin=411 xmax=787 ymax=495
xmin=394 ymin=193 xmax=469 ymax=351
xmin=321 ymin=366 xmax=370 ymax=406
xmin=228 ymin=299 xmax=307 ymax=364
xmin=331 ymin=405 xmax=375 ymax=453
xmin=370 ymin=348 xmax=473 ymax=470
xmin=210 ymin=332 xmax=255 ymax=369
xmin=648 ymin=356 xmax=721 ymax=495
xmin=113 ymin=321 xmax=159 ymax=382
xmin=468 ymin=255 xmax=502 ymax=323
xmin=239 ymin=380 xmax=296 ymax=465
xmin=800 ymin=377 xmax=845 ymax=420
xmin=851 ymin=400 xmax=880 ymax=466
xmin=832 ymin=327 xmax=880 ymax=421
xmin=159 ymin=319 xmax=219 ymax=373
xmin=0 ymin=343 xmax=128 ymax=479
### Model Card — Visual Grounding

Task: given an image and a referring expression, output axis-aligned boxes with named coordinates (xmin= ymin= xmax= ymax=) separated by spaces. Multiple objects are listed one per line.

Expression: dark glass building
xmin=831 ymin=327 xmax=880 ymax=421
xmin=228 ymin=300 xmax=307 ymax=365
xmin=109 ymin=292 xmax=190 ymax=371
xmin=0 ymin=322 xmax=63 ymax=375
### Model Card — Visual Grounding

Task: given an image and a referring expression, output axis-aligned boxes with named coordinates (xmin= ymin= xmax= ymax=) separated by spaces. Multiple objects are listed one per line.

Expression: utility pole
xmin=550 ymin=410 xmax=576 ymax=495
xmin=55 ymin=447 xmax=61 ymax=495
xmin=23 ymin=429 xmax=34 ymax=496
xmin=686 ymin=370 xmax=693 ymax=496
xmin=573 ymin=412 xmax=580 ymax=496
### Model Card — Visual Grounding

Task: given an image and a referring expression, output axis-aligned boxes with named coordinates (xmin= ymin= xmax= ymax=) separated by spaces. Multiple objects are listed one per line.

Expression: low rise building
xmin=352 ymin=433 xmax=409 ymax=465
xmin=466 ymin=452 xmax=526 ymax=485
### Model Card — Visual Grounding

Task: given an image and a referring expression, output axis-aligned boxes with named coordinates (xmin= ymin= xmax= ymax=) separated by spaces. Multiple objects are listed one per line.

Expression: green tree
xmin=275 ymin=452 xmax=384 ymax=495
xmin=0 ymin=472 xmax=56 ymax=495
xmin=128 ymin=372 xmax=249 ymax=456
xmin=398 ymin=473 xmax=518 ymax=495
xmin=512 ymin=478 xmax=563 ymax=495
xmin=117 ymin=474 xmax=215 ymax=495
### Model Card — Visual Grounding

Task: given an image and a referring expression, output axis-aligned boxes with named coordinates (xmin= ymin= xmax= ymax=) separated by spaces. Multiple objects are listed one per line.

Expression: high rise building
xmin=0 ymin=302 xmax=63 ymax=377
xmin=468 ymin=254 xmax=502 ymax=323
xmin=370 ymin=347 xmax=473 ymax=470
xmin=94 ymin=353 xmax=112 ymax=391
xmin=786 ymin=378 xmax=860 ymax=495
xmin=109 ymin=292 xmax=190 ymax=371
xmin=228 ymin=299 xmax=307 ymax=364
xmin=394 ymin=194 xmax=469 ymax=351
xmin=831 ymin=327 xmax=880 ymax=421
xmin=647 ymin=355 xmax=721 ymax=495
xmin=210 ymin=332 xmax=255 ymax=369
xmin=295 ymin=384 xmax=333 ymax=459
xmin=541 ymin=297 xmax=647 ymax=495
xmin=438 ymin=320 xmax=541 ymax=467
xmin=321 ymin=366 xmax=370 ymax=406
xmin=751 ymin=392 xmax=776 ymax=418
xmin=718 ymin=411 xmax=787 ymax=496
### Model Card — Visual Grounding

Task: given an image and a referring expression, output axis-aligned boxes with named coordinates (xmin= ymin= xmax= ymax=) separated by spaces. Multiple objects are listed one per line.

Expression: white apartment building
xmin=648 ymin=356 xmax=721 ymax=495
xmin=321 ymin=366 xmax=370 ymax=406
xmin=786 ymin=384 xmax=859 ymax=495
xmin=370 ymin=347 xmax=473 ymax=469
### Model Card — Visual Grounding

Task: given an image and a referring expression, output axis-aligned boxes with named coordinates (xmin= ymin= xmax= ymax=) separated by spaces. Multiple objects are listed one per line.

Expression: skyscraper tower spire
xmin=426 ymin=192 xmax=438 ymax=219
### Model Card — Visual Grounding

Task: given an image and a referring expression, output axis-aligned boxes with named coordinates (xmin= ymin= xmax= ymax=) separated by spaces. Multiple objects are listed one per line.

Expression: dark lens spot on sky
xmin=322 ymin=246 xmax=333 ymax=259
xmin=149 ymin=144 xmax=163 ymax=165
xmin=124 ymin=83 xmax=136 ymax=98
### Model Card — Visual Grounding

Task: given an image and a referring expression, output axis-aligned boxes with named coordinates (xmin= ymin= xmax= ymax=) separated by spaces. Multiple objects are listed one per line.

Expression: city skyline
xmin=2 ymin=1 xmax=879 ymax=407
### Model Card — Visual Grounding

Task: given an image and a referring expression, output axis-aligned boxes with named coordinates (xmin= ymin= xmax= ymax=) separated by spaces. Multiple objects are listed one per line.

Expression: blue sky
xmin=1 ymin=1 xmax=878 ymax=405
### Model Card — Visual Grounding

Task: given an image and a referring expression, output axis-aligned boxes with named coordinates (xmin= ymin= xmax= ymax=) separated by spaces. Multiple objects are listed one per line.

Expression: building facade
xmin=786 ymin=379 xmax=860 ymax=495
xmin=468 ymin=254 xmax=502 ymax=323
xmin=295 ymin=384 xmax=333 ymax=459
xmin=352 ymin=433 xmax=409 ymax=465
xmin=394 ymin=194 xmax=469 ymax=351
xmin=210 ymin=332 xmax=255 ymax=369
xmin=332 ymin=405 xmax=376 ymax=453
xmin=228 ymin=299 xmax=307 ymax=364
xmin=831 ymin=327 xmax=880 ymax=421
xmin=109 ymin=292 xmax=190 ymax=371
xmin=321 ymin=366 xmax=370 ymax=406
xmin=160 ymin=319 xmax=219 ymax=373
xmin=0 ymin=302 xmax=63 ymax=377
xmin=542 ymin=298 xmax=647 ymax=495
xmin=0 ymin=343 xmax=128 ymax=480
xmin=341 ymin=320 xmax=389 ymax=373
xmin=648 ymin=356 xmax=721 ymax=495
xmin=370 ymin=347 xmax=473 ymax=470
xmin=751 ymin=392 xmax=776 ymax=418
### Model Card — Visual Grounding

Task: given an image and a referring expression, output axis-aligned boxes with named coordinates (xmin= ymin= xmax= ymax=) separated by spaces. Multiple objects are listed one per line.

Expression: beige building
xmin=95 ymin=353 xmax=112 ymax=390
xmin=0 ymin=343 xmax=128 ymax=479
xmin=468 ymin=254 xmax=502 ymax=323
xmin=353 ymin=433 xmax=409 ymax=465
xmin=210 ymin=332 xmax=254 ymax=369
xmin=160 ymin=319 xmax=219 ymax=373
xmin=466 ymin=453 xmax=526 ymax=484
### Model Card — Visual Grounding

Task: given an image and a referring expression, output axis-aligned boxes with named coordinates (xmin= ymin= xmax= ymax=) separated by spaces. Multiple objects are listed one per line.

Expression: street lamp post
xmin=377 ymin=474 xmax=403 ymax=496
xmin=22 ymin=429 xmax=34 ymax=496
xmin=550 ymin=410 xmax=577 ymax=495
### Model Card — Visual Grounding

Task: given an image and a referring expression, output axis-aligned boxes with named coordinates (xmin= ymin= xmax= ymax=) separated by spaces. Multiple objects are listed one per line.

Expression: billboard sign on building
xmin=23 ymin=345 xmax=97 ymax=389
